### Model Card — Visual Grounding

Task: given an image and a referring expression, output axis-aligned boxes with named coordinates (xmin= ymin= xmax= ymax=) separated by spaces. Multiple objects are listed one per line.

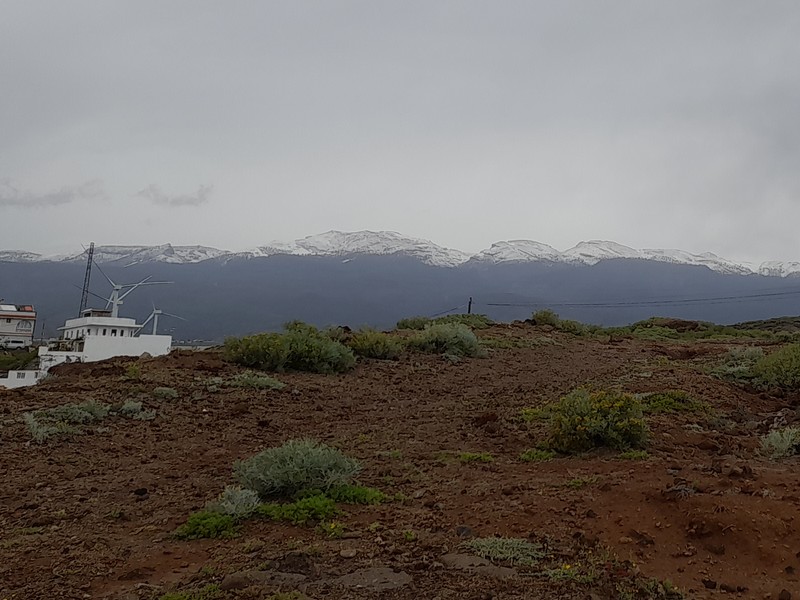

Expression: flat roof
xmin=0 ymin=304 xmax=36 ymax=313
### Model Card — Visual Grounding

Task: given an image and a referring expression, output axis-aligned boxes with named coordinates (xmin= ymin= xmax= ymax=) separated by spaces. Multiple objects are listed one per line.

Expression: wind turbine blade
xmin=162 ymin=312 xmax=187 ymax=321
xmin=93 ymin=262 xmax=115 ymax=287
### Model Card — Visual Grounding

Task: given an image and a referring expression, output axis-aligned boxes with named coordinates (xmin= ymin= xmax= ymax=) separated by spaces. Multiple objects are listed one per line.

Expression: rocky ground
xmin=1 ymin=323 xmax=799 ymax=599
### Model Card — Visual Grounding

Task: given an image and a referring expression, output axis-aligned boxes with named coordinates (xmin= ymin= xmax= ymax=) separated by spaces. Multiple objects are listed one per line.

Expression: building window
xmin=111 ymin=329 xmax=117 ymax=336
xmin=16 ymin=372 xmax=26 ymax=379
xmin=103 ymin=329 xmax=107 ymax=335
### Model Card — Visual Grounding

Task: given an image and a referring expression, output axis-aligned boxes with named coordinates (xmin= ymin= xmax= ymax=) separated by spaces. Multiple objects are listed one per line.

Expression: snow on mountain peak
xmin=562 ymin=240 xmax=641 ymax=264
xmin=472 ymin=240 xmax=561 ymax=263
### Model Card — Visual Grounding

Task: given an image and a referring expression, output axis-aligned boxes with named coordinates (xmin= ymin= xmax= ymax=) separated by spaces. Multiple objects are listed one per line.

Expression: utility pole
xmin=78 ymin=242 xmax=95 ymax=316
xmin=467 ymin=297 xmax=473 ymax=314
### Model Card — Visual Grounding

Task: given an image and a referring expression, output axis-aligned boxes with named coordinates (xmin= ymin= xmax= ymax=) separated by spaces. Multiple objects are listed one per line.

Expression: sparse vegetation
xmin=153 ymin=386 xmax=179 ymax=399
xmin=174 ymin=511 xmax=238 ymax=540
xmin=711 ymin=346 xmax=764 ymax=382
xmin=257 ymin=494 xmax=338 ymax=525
xmin=618 ymin=449 xmax=650 ymax=460
xmin=433 ymin=313 xmax=493 ymax=329
xmin=224 ymin=323 xmax=356 ymax=374
xmin=639 ymin=390 xmax=707 ymax=414
xmin=760 ymin=427 xmax=800 ymax=459
xmin=462 ymin=537 xmax=544 ymax=566
xmin=458 ymin=451 xmax=494 ymax=463
xmin=520 ymin=448 xmax=556 ymax=462
xmin=753 ymin=344 xmax=800 ymax=390
xmin=396 ymin=316 xmax=431 ymax=330
xmin=325 ymin=484 xmax=387 ymax=505
xmin=159 ymin=584 xmax=223 ymax=600
xmin=116 ymin=399 xmax=156 ymax=420
xmin=233 ymin=439 xmax=362 ymax=499
xmin=407 ymin=323 xmax=485 ymax=357
xmin=548 ymin=389 xmax=648 ymax=452
xmin=228 ymin=371 xmax=286 ymax=390
xmin=22 ymin=399 xmax=156 ymax=443
xmin=346 ymin=328 xmax=403 ymax=360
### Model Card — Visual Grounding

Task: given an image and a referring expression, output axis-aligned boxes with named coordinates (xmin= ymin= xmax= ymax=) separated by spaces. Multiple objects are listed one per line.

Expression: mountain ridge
xmin=1 ymin=230 xmax=797 ymax=278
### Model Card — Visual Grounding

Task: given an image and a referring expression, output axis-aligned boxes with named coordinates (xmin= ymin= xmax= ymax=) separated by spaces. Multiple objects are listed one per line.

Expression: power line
xmin=429 ymin=304 xmax=467 ymax=317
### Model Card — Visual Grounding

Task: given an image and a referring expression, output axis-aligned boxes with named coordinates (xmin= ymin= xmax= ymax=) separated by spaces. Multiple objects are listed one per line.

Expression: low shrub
xmin=639 ymin=390 xmax=707 ymax=414
xmin=228 ymin=371 xmax=285 ymax=390
xmin=461 ymin=537 xmax=544 ymax=566
xmin=23 ymin=413 xmax=77 ymax=443
xmin=347 ymin=328 xmax=403 ymax=360
xmin=117 ymin=400 xmax=156 ymax=420
xmin=396 ymin=316 xmax=431 ymax=330
xmin=549 ymin=389 xmax=648 ymax=452
xmin=224 ymin=324 xmax=355 ymax=374
xmin=407 ymin=323 xmax=485 ymax=357
xmin=233 ymin=439 xmax=362 ymax=499
xmin=530 ymin=309 xmax=560 ymax=327
xmin=459 ymin=451 xmax=494 ymax=463
xmin=325 ymin=484 xmax=387 ymax=505
xmin=753 ymin=344 xmax=800 ymax=390
xmin=711 ymin=347 xmax=764 ymax=382
xmin=434 ymin=314 xmax=494 ymax=329
xmin=206 ymin=486 xmax=261 ymax=519
xmin=520 ymin=449 xmax=556 ymax=462
xmin=174 ymin=511 xmax=238 ymax=540
xmin=760 ymin=427 xmax=800 ymax=459
xmin=153 ymin=387 xmax=179 ymax=399
xmin=41 ymin=400 xmax=110 ymax=423
xmin=257 ymin=494 xmax=338 ymax=525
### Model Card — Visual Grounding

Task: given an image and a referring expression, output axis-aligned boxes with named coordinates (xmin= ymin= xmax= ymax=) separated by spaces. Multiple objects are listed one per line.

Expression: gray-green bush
xmin=753 ymin=344 xmax=800 ymax=390
xmin=346 ymin=328 xmax=403 ymax=360
xmin=205 ymin=486 xmax=261 ymax=519
xmin=224 ymin=323 xmax=355 ymax=374
xmin=760 ymin=427 xmax=800 ymax=459
xmin=406 ymin=323 xmax=485 ymax=358
xmin=233 ymin=439 xmax=362 ymax=499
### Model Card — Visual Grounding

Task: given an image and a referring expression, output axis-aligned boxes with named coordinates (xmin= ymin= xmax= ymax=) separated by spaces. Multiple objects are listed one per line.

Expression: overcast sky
xmin=1 ymin=1 xmax=798 ymax=263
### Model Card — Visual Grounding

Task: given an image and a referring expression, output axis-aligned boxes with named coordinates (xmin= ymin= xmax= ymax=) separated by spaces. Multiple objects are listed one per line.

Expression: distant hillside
xmin=2 ymin=253 xmax=800 ymax=342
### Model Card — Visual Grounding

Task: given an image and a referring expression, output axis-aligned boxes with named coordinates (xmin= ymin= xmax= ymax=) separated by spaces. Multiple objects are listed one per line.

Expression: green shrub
xmin=23 ymin=413 xmax=77 ymax=443
xmin=160 ymin=584 xmax=223 ymax=600
xmin=549 ymin=389 xmax=648 ymax=453
xmin=639 ymin=390 xmax=707 ymax=414
xmin=711 ymin=347 xmax=764 ymax=382
xmin=433 ymin=314 xmax=494 ymax=329
xmin=407 ymin=323 xmax=485 ymax=357
xmin=347 ymin=328 xmax=403 ymax=360
xmin=520 ymin=449 xmax=556 ymax=462
xmin=760 ymin=427 xmax=800 ymax=459
xmin=257 ymin=494 xmax=338 ymax=525
xmin=459 ymin=451 xmax=494 ymax=463
xmin=396 ymin=316 xmax=431 ymax=330
xmin=228 ymin=371 xmax=285 ymax=390
xmin=530 ymin=309 xmax=560 ymax=327
xmin=224 ymin=324 xmax=355 ymax=374
xmin=233 ymin=439 xmax=361 ymax=499
xmin=461 ymin=537 xmax=544 ymax=566
xmin=206 ymin=486 xmax=261 ymax=519
xmin=40 ymin=400 xmax=110 ymax=423
xmin=754 ymin=344 xmax=800 ymax=390
xmin=116 ymin=399 xmax=156 ymax=420
xmin=153 ymin=386 xmax=179 ymax=399
xmin=174 ymin=511 xmax=238 ymax=540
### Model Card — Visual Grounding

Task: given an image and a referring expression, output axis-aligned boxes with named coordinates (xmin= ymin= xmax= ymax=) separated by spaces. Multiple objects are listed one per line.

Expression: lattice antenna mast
xmin=78 ymin=242 xmax=95 ymax=316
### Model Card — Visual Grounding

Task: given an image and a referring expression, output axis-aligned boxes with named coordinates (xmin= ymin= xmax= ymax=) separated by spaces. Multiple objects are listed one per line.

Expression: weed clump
xmin=639 ymin=390 xmax=707 ymax=414
xmin=760 ymin=427 xmax=800 ymax=459
xmin=257 ymin=494 xmax=338 ymax=525
xmin=346 ymin=328 xmax=403 ymax=360
xmin=407 ymin=323 xmax=485 ymax=357
xmin=462 ymin=537 xmax=544 ymax=566
xmin=224 ymin=323 xmax=355 ymax=374
xmin=153 ymin=386 xmax=179 ymax=399
xmin=229 ymin=371 xmax=285 ymax=390
xmin=174 ymin=511 xmax=238 ymax=540
xmin=530 ymin=309 xmax=561 ymax=327
xmin=458 ymin=451 xmax=494 ymax=463
xmin=396 ymin=316 xmax=431 ymax=330
xmin=549 ymin=389 xmax=648 ymax=453
xmin=117 ymin=399 xmax=156 ymax=420
xmin=433 ymin=314 xmax=494 ymax=329
xmin=520 ymin=448 xmax=556 ymax=462
xmin=233 ymin=439 xmax=361 ymax=499
xmin=159 ymin=584 xmax=223 ymax=600
xmin=753 ymin=344 xmax=800 ymax=390
xmin=325 ymin=484 xmax=387 ymax=505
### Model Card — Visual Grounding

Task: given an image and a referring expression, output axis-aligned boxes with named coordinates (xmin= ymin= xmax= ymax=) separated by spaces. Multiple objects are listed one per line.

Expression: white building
xmin=0 ymin=304 xmax=36 ymax=348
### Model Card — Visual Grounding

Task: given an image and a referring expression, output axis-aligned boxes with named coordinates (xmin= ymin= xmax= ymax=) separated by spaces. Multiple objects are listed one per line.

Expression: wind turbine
xmin=137 ymin=305 xmax=186 ymax=335
xmin=92 ymin=266 xmax=172 ymax=318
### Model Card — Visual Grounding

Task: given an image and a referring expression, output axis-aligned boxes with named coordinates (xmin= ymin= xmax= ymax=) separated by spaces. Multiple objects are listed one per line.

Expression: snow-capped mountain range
xmin=1 ymin=230 xmax=797 ymax=277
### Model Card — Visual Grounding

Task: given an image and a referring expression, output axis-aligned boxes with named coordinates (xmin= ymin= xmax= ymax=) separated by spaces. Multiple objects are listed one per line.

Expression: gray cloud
xmin=0 ymin=179 xmax=106 ymax=209
xmin=136 ymin=184 xmax=213 ymax=207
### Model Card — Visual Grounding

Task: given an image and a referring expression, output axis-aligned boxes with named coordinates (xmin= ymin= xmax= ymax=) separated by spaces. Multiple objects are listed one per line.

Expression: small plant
xmin=461 ymin=537 xmax=544 ymax=566
xmin=153 ymin=386 xmax=179 ymax=399
xmin=42 ymin=399 xmax=110 ymax=423
xmin=433 ymin=314 xmax=494 ymax=329
xmin=224 ymin=324 xmax=356 ymax=374
xmin=396 ymin=316 xmax=431 ymax=330
xmin=318 ymin=520 xmax=344 ymax=539
xmin=565 ymin=474 xmax=600 ymax=489
xmin=257 ymin=494 xmax=338 ymax=525
xmin=618 ymin=449 xmax=649 ymax=460
xmin=639 ymin=390 xmax=707 ymax=414
xmin=124 ymin=363 xmax=142 ymax=381
xmin=229 ymin=371 xmax=286 ymax=390
xmin=549 ymin=389 xmax=648 ymax=453
xmin=116 ymin=399 xmax=156 ymax=421
xmin=458 ymin=451 xmax=494 ymax=463
xmin=325 ymin=484 xmax=387 ymax=505
xmin=346 ymin=328 xmax=403 ymax=360
xmin=760 ymin=427 xmax=800 ymax=459
xmin=174 ymin=511 xmax=238 ymax=540
xmin=23 ymin=413 xmax=77 ymax=443
xmin=530 ymin=309 xmax=561 ymax=327
xmin=520 ymin=448 xmax=556 ymax=462
xmin=159 ymin=584 xmax=223 ymax=600
xmin=407 ymin=323 xmax=485 ymax=358
xmin=206 ymin=486 xmax=261 ymax=519
xmin=402 ymin=529 xmax=417 ymax=542
xmin=754 ymin=344 xmax=800 ymax=390
xmin=520 ymin=407 xmax=551 ymax=422
xmin=234 ymin=439 xmax=362 ymax=499
xmin=711 ymin=347 xmax=764 ymax=382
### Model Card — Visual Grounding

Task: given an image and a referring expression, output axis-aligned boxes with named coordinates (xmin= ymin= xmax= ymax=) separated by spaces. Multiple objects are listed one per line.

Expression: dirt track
xmin=2 ymin=324 xmax=799 ymax=599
